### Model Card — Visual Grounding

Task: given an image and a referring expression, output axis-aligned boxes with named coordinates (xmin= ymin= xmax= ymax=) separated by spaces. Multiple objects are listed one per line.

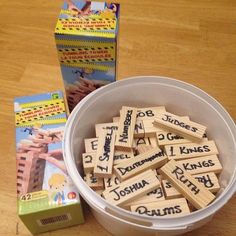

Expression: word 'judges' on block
xmin=94 ymin=129 xmax=116 ymax=178
xmin=102 ymin=170 xmax=160 ymax=206
xmin=115 ymin=106 xmax=137 ymax=150
xmin=176 ymin=155 xmax=222 ymax=175
xmin=165 ymin=140 xmax=219 ymax=160
xmin=153 ymin=112 xmax=207 ymax=140
xmin=114 ymin=147 xmax=168 ymax=181
xmin=131 ymin=198 xmax=190 ymax=217
xmin=160 ymin=159 xmax=216 ymax=209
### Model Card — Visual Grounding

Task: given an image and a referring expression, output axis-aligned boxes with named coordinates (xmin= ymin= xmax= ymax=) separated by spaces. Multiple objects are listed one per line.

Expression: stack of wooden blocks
xmin=82 ymin=106 xmax=222 ymax=217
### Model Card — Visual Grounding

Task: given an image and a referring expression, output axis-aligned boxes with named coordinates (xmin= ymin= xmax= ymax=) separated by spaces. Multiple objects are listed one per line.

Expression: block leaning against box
xmin=82 ymin=106 xmax=223 ymax=217
xmin=55 ymin=0 xmax=120 ymax=111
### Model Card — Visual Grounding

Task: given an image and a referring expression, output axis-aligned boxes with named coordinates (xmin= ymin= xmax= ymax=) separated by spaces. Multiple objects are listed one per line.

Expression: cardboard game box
xmin=55 ymin=0 xmax=120 ymax=111
xmin=14 ymin=91 xmax=84 ymax=234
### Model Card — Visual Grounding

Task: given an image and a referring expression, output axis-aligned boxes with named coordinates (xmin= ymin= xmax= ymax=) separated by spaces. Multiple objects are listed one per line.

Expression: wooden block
xmin=95 ymin=122 xmax=118 ymax=137
xmin=193 ymin=172 xmax=220 ymax=193
xmin=104 ymin=174 xmax=120 ymax=190
xmin=95 ymin=189 xmax=104 ymax=196
xmin=84 ymin=172 xmax=104 ymax=190
xmin=84 ymin=138 xmax=98 ymax=153
xmin=176 ymin=155 xmax=222 ymax=175
xmin=82 ymin=152 xmax=95 ymax=173
xmin=136 ymin=106 xmax=166 ymax=119
xmin=165 ymin=140 xmax=219 ymax=160
xmin=113 ymin=149 xmax=134 ymax=165
xmin=115 ymin=106 xmax=137 ymax=150
xmin=153 ymin=112 xmax=207 ymax=140
xmin=114 ymin=147 xmax=168 ymax=181
xmin=160 ymin=159 xmax=216 ymax=209
xmin=133 ymin=137 xmax=158 ymax=149
xmin=113 ymin=117 xmax=120 ymax=123
xmin=102 ymin=169 xmax=160 ymax=206
xmin=162 ymin=179 xmax=182 ymax=199
xmin=94 ymin=129 xmax=116 ymax=178
xmin=131 ymin=198 xmax=190 ymax=217
xmin=137 ymin=145 xmax=153 ymax=154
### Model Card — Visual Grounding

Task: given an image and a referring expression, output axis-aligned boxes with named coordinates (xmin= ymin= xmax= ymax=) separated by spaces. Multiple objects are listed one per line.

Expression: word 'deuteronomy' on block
xmin=102 ymin=170 xmax=160 ymax=206
xmin=165 ymin=140 xmax=219 ymax=160
xmin=153 ymin=112 xmax=207 ymax=140
xmin=115 ymin=106 xmax=137 ymax=151
xmin=114 ymin=147 xmax=168 ymax=181
xmin=94 ymin=129 xmax=116 ymax=178
xmin=131 ymin=198 xmax=190 ymax=217
xmin=160 ymin=160 xmax=215 ymax=209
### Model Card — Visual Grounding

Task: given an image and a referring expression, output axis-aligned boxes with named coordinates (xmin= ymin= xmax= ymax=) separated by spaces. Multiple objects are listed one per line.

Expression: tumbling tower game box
xmin=55 ymin=0 xmax=120 ymax=111
xmin=14 ymin=91 xmax=84 ymax=234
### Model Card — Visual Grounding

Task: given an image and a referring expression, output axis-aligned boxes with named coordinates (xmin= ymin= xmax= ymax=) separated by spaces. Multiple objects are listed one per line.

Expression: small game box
xmin=55 ymin=0 xmax=120 ymax=111
xmin=14 ymin=91 xmax=84 ymax=234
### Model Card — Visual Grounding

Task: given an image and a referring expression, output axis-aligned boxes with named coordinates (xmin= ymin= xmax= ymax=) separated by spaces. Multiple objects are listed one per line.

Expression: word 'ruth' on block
xmin=165 ymin=140 xmax=219 ymax=160
xmin=102 ymin=170 xmax=160 ymax=206
xmin=114 ymin=147 xmax=168 ymax=181
xmin=160 ymin=159 xmax=215 ymax=209
xmin=94 ymin=129 xmax=116 ymax=178
xmin=131 ymin=198 xmax=190 ymax=217
xmin=153 ymin=112 xmax=207 ymax=141
xmin=115 ymin=106 xmax=137 ymax=151
xmin=176 ymin=155 xmax=222 ymax=175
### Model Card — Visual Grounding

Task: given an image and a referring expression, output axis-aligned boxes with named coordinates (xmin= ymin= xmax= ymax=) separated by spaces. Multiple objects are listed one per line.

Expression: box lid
xmin=55 ymin=1 xmax=119 ymax=39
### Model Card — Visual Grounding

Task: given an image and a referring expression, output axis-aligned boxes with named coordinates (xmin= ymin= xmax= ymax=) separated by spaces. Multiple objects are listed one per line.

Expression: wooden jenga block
xmin=165 ymin=140 xmax=219 ymax=160
xmin=153 ymin=112 xmax=207 ymax=141
xmin=114 ymin=147 xmax=168 ymax=181
xmin=84 ymin=172 xmax=104 ymax=190
xmin=133 ymin=137 xmax=157 ymax=148
xmin=160 ymin=159 xmax=215 ymax=209
xmin=131 ymin=198 xmax=190 ymax=217
xmin=176 ymin=155 xmax=222 ymax=175
xmin=136 ymin=106 xmax=166 ymax=119
xmin=82 ymin=152 xmax=95 ymax=173
xmin=102 ymin=170 xmax=160 ymax=206
xmin=137 ymin=145 xmax=153 ymax=154
xmin=94 ymin=129 xmax=116 ymax=178
xmin=193 ymin=172 xmax=220 ymax=193
xmin=115 ymin=106 xmax=137 ymax=151
xmin=84 ymin=138 xmax=98 ymax=153
xmin=104 ymin=174 xmax=120 ymax=190
xmin=95 ymin=122 xmax=118 ymax=137
xmin=113 ymin=117 xmax=120 ymax=123
xmin=162 ymin=179 xmax=182 ymax=199
xmin=95 ymin=189 xmax=104 ymax=196
xmin=113 ymin=149 xmax=134 ymax=165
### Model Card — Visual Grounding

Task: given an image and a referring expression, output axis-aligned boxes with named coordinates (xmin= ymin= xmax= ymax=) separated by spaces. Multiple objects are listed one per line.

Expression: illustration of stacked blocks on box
xmin=55 ymin=0 xmax=120 ymax=111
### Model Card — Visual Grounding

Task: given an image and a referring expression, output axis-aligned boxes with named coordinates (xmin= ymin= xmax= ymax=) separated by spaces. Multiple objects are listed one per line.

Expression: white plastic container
xmin=63 ymin=76 xmax=236 ymax=236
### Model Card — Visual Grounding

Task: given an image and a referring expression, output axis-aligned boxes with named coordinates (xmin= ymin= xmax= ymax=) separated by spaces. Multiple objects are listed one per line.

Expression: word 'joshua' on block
xmin=84 ymin=172 xmax=104 ymax=190
xmin=114 ymin=147 xmax=168 ymax=181
xmin=176 ymin=155 xmax=222 ymax=175
xmin=131 ymin=198 xmax=190 ymax=217
xmin=165 ymin=140 xmax=219 ymax=160
xmin=82 ymin=152 xmax=95 ymax=173
xmin=102 ymin=169 xmax=160 ymax=206
xmin=94 ymin=129 xmax=116 ymax=178
xmin=113 ymin=149 xmax=134 ymax=165
xmin=160 ymin=159 xmax=216 ymax=209
xmin=153 ymin=112 xmax=207 ymax=141
xmin=115 ymin=106 xmax=137 ymax=151
xmin=95 ymin=122 xmax=118 ymax=137
xmin=84 ymin=138 xmax=98 ymax=153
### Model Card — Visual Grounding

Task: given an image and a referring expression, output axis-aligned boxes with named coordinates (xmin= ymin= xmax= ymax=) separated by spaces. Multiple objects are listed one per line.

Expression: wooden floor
xmin=0 ymin=0 xmax=236 ymax=235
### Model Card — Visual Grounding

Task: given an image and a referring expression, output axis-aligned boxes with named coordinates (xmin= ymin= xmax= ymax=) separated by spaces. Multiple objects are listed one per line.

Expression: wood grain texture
xmin=0 ymin=0 xmax=235 ymax=235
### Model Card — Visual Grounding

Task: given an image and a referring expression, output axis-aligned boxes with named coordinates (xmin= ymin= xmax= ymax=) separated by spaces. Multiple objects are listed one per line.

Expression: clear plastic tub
xmin=63 ymin=76 xmax=236 ymax=236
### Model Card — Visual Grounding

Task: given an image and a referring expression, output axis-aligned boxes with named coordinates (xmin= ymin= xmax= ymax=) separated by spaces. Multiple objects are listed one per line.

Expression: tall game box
xmin=55 ymin=0 xmax=120 ymax=111
xmin=14 ymin=91 xmax=84 ymax=234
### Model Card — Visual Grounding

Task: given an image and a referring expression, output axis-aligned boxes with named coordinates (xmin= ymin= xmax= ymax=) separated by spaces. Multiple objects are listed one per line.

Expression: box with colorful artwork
xmin=55 ymin=0 xmax=120 ymax=111
xmin=14 ymin=91 xmax=84 ymax=234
